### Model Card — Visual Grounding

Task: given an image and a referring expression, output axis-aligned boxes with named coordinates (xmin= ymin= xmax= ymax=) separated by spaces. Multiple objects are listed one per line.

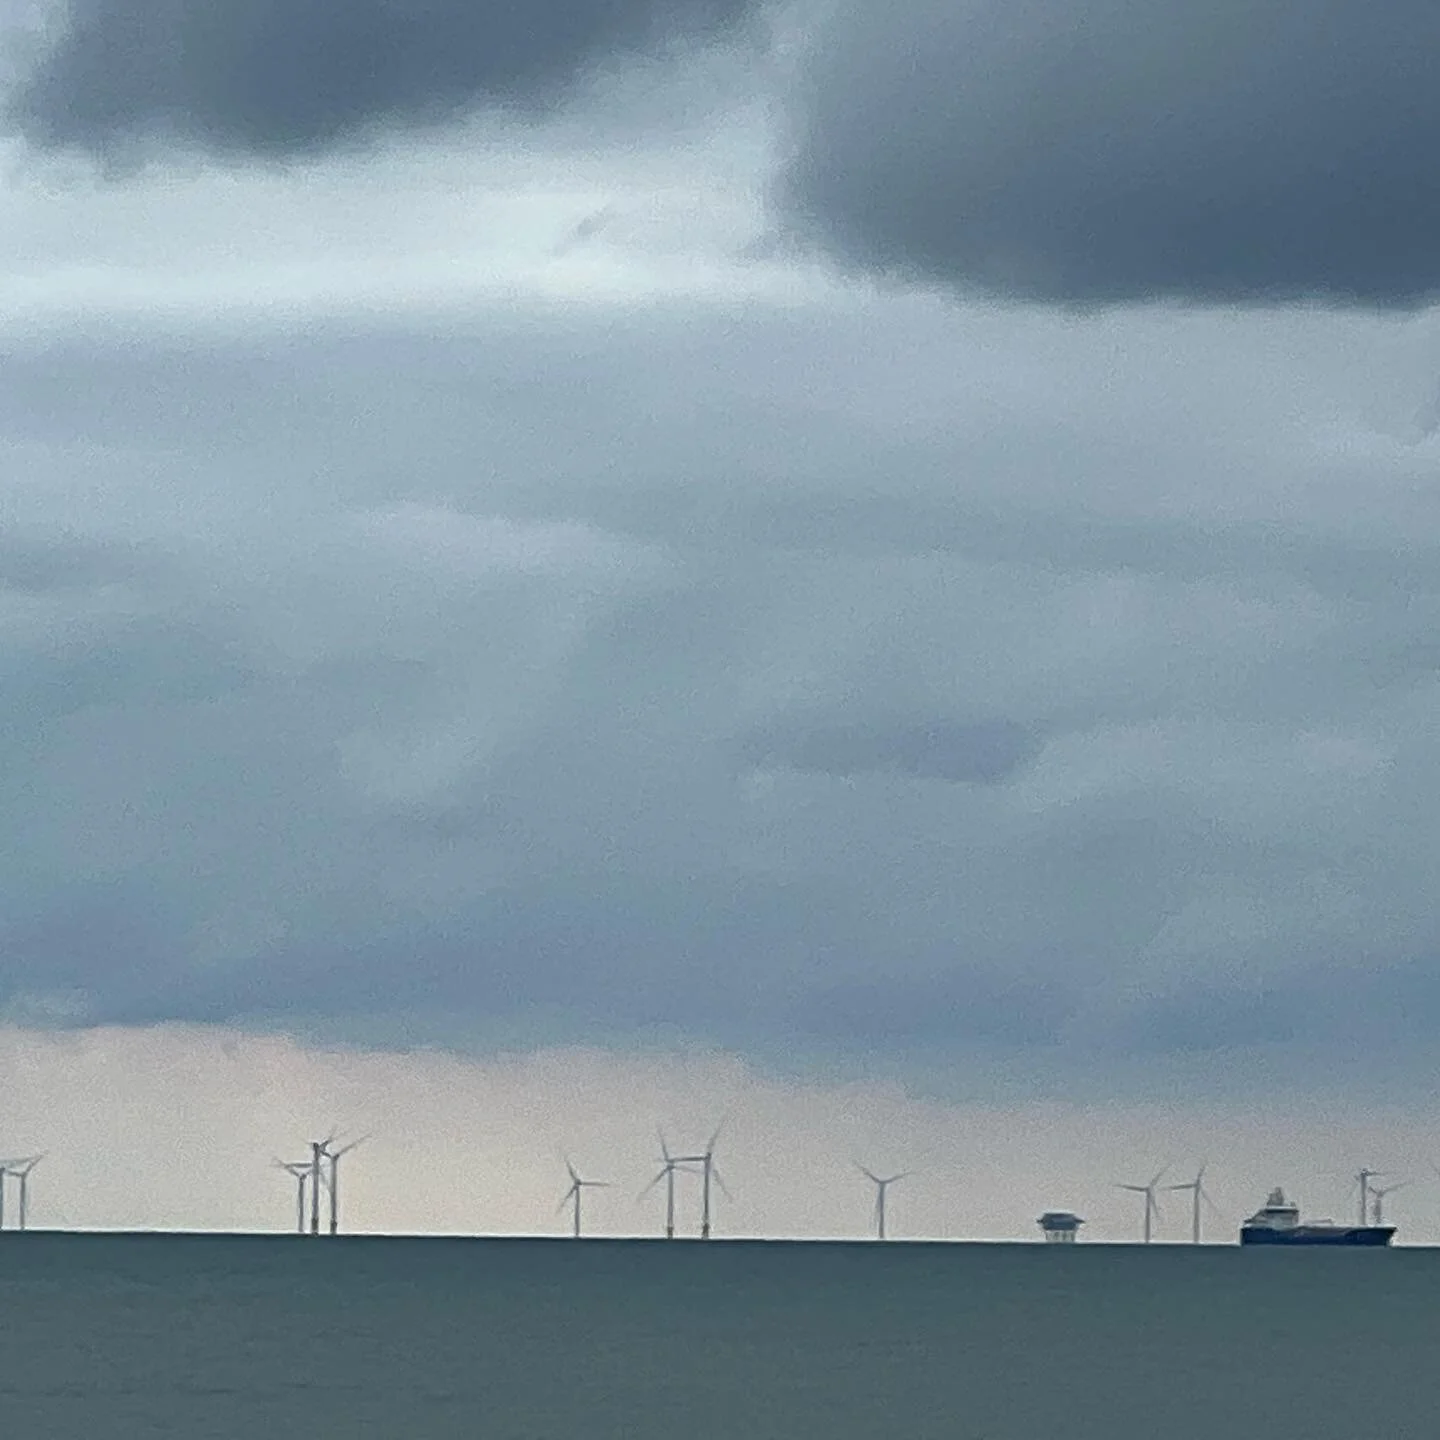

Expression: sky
xmin=2 ymin=0 xmax=1440 ymax=1240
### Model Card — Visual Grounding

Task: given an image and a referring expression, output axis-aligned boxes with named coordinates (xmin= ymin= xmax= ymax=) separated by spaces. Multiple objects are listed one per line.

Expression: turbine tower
xmin=859 ymin=1166 xmax=909 ymax=1241
xmin=1118 ymin=1165 xmax=1168 ymax=1243
xmin=559 ymin=1160 xmax=609 ymax=1238
xmin=1165 ymin=1163 xmax=1210 ymax=1244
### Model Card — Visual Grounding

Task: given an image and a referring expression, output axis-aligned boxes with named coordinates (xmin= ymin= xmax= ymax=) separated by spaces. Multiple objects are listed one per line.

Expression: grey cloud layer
xmin=5 ymin=299 xmax=1440 ymax=1072
xmin=7 ymin=0 xmax=758 ymax=154
xmin=784 ymin=0 xmax=1440 ymax=305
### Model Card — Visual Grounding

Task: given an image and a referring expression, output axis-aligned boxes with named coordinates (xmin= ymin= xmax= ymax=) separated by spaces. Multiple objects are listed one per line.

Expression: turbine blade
xmin=712 ymin=1167 xmax=733 ymax=1200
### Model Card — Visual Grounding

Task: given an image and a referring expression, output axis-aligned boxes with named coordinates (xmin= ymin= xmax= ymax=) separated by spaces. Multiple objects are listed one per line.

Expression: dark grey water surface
xmin=0 ymin=1234 xmax=1435 ymax=1437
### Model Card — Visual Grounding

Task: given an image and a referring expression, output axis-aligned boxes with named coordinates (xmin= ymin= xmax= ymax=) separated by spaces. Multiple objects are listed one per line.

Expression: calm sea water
xmin=0 ymin=1233 xmax=1435 ymax=1437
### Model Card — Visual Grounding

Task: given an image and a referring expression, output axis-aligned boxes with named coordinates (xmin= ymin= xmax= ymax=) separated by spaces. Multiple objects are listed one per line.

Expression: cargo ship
xmin=1239 ymin=1187 xmax=1395 ymax=1246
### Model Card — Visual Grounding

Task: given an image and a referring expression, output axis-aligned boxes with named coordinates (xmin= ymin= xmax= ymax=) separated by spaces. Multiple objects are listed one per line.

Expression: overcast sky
xmin=2 ymin=0 xmax=1440 ymax=1238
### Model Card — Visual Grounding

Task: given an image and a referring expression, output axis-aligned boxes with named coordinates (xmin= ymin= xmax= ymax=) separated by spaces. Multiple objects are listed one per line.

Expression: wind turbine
xmin=9 ymin=1156 xmax=42 ymax=1231
xmin=1165 ymin=1163 xmax=1213 ymax=1244
xmin=1118 ymin=1166 xmax=1168 ymax=1243
xmin=641 ymin=1133 xmax=693 ymax=1239
xmin=324 ymin=1136 xmax=366 ymax=1237
xmin=276 ymin=1159 xmax=312 ymax=1234
xmin=1370 ymin=1179 xmax=1408 ymax=1226
xmin=859 ymin=1166 xmax=909 ymax=1241
xmin=0 ymin=1156 xmax=39 ymax=1231
xmin=559 ymin=1160 xmax=609 ymax=1238
xmin=307 ymin=1139 xmax=329 ymax=1236
xmin=694 ymin=1126 xmax=729 ymax=1240
xmin=672 ymin=1125 xmax=730 ymax=1239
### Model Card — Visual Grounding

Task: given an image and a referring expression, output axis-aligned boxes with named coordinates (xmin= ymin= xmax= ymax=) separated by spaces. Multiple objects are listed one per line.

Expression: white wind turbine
xmin=858 ymin=1166 xmax=909 ymax=1241
xmin=673 ymin=1125 xmax=729 ymax=1240
xmin=0 ymin=1156 xmax=43 ymax=1231
xmin=324 ymin=1136 xmax=366 ymax=1236
xmin=559 ymin=1160 xmax=609 ymax=1238
xmin=1165 ymin=1163 xmax=1216 ymax=1244
xmin=641 ymin=1133 xmax=695 ymax=1239
xmin=12 ymin=1156 xmax=42 ymax=1231
xmin=276 ymin=1159 xmax=312 ymax=1235
xmin=306 ymin=1139 xmax=328 ymax=1236
xmin=1118 ymin=1165 xmax=1169 ymax=1243
xmin=293 ymin=1132 xmax=366 ymax=1236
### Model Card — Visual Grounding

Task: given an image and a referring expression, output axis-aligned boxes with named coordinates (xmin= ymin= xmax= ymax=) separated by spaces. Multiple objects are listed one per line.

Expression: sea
xmin=0 ymin=1233 xmax=1435 ymax=1438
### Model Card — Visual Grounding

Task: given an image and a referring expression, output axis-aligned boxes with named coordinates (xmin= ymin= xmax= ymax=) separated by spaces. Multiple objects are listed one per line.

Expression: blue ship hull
xmin=1240 ymin=1225 xmax=1395 ymax=1247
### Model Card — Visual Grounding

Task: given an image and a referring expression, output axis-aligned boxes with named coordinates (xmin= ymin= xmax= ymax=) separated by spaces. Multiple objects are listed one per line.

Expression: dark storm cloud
xmin=1 ymin=868 xmax=869 ymax=1035
xmin=740 ymin=718 xmax=1040 ymax=784
xmin=7 ymin=0 xmax=759 ymax=156
xmin=6 ymin=302 xmax=1440 ymax=1076
xmin=784 ymin=0 xmax=1440 ymax=305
